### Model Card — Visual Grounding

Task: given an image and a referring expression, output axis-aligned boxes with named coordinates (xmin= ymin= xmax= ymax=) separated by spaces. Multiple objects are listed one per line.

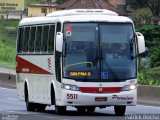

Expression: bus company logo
xmin=48 ymin=58 xmax=51 ymax=70
xmin=112 ymin=95 xmax=133 ymax=100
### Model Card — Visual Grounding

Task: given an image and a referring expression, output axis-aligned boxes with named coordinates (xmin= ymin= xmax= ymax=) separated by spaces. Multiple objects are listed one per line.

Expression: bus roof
xmin=19 ymin=9 xmax=133 ymax=26
xmin=47 ymin=9 xmax=118 ymax=17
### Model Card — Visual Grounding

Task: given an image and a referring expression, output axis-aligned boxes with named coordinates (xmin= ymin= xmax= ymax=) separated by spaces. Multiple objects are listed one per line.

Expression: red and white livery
xmin=16 ymin=9 xmax=145 ymax=115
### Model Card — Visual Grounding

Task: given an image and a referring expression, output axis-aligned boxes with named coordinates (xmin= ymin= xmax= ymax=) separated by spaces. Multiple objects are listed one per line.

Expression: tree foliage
xmin=56 ymin=0 xmax=66 ymax=4
xmin=127 ymin=0 xmax=160 ymax=16
xmin=127 ymin=0 xmax=147 ymax=8
xmin=138 ymin=25 xmax=160 ymax=41
xmin=138 ymin=66 xmax=160 ymax=86
xmin=138 ymin=25 xmax=160 ymax=67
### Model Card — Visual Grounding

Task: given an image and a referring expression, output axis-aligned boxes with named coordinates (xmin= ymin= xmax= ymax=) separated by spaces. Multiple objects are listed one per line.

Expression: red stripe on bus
xmin=80 ymin=87 xmax=121 ymax=93
xmin=16 ymin=56 xmax=52 ymax=75
xmin=103 ymin=87 xmax=121 ymax=93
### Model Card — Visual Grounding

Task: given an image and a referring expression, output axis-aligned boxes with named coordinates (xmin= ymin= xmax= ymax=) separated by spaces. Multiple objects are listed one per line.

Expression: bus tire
xmin=36 ymin=104 xmax=46 ymax=112
xmin=52 ymin=86 xmax=66 ymax=114
xmin=114 ymin=105 xmax=126 ymax=116
xmin=25 ymin=85 xmax=35 ymax=111
xmin=55 ymin=105 xmax=66 ymax=115
xmin=77 ymin=107 xmax=86 ymax=113
xmin=86 ymin=107 xmax=95 ymax=112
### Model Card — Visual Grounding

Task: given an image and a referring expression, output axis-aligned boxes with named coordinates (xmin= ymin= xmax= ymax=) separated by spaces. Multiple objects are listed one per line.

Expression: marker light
xmin=62 ymin=84 xmax=79 ymax=91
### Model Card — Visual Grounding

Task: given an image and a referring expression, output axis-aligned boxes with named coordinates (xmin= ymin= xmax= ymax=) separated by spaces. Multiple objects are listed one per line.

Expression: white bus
xmin=16 ymin=9 xmax=145 ymax=116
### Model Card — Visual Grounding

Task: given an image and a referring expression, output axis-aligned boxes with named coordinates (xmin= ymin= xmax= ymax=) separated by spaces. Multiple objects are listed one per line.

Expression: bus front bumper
xmin=59 ymin=89 xmax=137 ymax=106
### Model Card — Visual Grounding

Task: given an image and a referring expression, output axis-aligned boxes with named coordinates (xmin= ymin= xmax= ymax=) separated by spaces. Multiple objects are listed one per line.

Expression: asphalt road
xmin=0 ymin=86 xmax=160 ymax=120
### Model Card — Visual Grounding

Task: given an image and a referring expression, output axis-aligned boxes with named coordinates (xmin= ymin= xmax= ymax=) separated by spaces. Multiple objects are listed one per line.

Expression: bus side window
xmin=48 ymin=25 xmax=55 ymax=53
xmin=35 ymin=26 xmax=42 ymax=52
xmin=56 ymin=22 xmax=61 ymax=32
xmin=17 ymin=27 xmax=23 ymax=53
xmin=41 ymin=25 xmax=49 ymax=52
xmin=29 ymin=26 xmax=36 ymax=52
xmin=23 ymin=27 xmax=30 ymax=52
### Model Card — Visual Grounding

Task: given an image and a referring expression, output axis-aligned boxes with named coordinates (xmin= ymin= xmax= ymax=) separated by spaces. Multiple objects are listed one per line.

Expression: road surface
xmin=0 ymin=86 xmax=160 ymax=120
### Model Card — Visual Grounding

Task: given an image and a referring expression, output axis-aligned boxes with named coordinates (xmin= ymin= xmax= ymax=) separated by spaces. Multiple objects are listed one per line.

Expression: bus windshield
xmin=62 ymin=23 xmax=137 ymax=82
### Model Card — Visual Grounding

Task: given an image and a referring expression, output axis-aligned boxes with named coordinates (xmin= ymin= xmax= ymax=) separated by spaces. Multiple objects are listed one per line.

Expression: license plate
xmin=95 ymin=97 xmax=107 ymax=102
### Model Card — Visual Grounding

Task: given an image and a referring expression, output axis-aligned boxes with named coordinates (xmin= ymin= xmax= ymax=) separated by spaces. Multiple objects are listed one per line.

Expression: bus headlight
xmin=62 ymin=84 xmax=80 ymax=91
xmin=121 ymin=84 xmax=137 ymax=91
xmin=130 ymin=84 xmax=137 ymax=90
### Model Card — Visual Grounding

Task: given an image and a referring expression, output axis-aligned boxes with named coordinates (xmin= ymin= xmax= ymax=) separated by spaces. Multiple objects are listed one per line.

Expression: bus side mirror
xmin=56 ymin=32 xmax=63 ymax=52
xmin=136 ymin=32 xmax=145 ymax=54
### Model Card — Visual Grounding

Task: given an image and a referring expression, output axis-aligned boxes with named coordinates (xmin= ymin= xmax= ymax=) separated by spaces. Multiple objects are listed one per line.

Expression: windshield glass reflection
xmin=63 ymin=23 xmax=137 ymax=82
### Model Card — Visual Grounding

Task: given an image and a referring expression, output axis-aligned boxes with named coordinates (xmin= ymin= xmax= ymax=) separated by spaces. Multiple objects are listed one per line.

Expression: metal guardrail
xmin=0 ymin=73 xmax=16 ymax=88
xmin=137 ymin=85 xmax=160 ymax=106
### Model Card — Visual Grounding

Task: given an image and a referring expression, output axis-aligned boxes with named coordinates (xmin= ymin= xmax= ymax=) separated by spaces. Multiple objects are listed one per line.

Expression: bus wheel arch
xmin=51 ymin=83 xmax=66 ymax=114
xmin=24 ymin=82 xmax=28 ymax=102
xmin=51 ymin=83 xmax=55 ymax=105
xmin=24 ymin=82 xmax=35 ymax=111
xmin=86 ymin=106 xmax=96 ymax=112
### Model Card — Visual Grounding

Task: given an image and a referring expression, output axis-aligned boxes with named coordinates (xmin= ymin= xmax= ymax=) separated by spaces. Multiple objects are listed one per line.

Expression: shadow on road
xmin=45 ymin=110 xmax=116 ymax=116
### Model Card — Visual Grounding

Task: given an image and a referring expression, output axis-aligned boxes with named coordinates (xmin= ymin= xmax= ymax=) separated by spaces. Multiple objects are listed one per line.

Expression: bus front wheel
xmin=86 ymin=107 xmax=96 ymax=112
xmin=55 ymin=105 xmax=66 ymax=115
xmin=54 ymin=93 xmax=66 ymax=114
xmin=77 ymin=107 xmax=86 ymax=113
xmin=114 ymin=105 xmax=126 ymax=116
xmin=36 ymin=104 xmax=46 ymax=112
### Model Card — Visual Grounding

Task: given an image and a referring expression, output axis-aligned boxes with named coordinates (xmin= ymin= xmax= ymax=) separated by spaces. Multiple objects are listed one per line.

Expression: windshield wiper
xmin=81 ymin=56 xmax=99 ymax=80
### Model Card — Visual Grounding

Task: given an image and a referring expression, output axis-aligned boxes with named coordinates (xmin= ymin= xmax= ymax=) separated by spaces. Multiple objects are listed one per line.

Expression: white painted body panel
xmin=16 ymin=55 xmax=55 ymax=104
xmin=56 ymin=79 xmax=137 ymax=106
xmin=17 ymin=9 xmax=137 ymax=107
xmin=61 ymin=89 xmax=137 ymax=106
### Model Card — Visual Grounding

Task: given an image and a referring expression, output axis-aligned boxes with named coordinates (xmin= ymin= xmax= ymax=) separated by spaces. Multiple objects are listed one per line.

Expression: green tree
xmin=56 ymin=0 xmax=66 ymax=4
xmin=138 ymin=25 xmax=160 ymax=67
xmin=127 ymin=0 xmax=160 ymax=16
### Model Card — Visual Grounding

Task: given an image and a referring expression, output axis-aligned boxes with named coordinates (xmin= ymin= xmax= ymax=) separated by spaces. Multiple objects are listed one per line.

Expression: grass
xmin=0 ymin=19 xmax=19 ymax=69
xmin=0 ymin=60 xmax=15 ymax=69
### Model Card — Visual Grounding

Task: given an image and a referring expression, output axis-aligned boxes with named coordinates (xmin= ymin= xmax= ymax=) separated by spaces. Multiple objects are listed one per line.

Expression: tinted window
xmin=18 ymin=24 xmax=56 ymax=54
xmin=63 ymin=23 xmax=136 ymax=82
xmin=29 ymin=27 xmax=36 ymax=52
xmin=35 ymin=26 xmax=42 ymax=52
xmin=41 ymin=25 xmax=49 ymax=52
xmin=18 ymin=28 xmax=23 ymax=53
xmin=56 ymin=22 xmax=61 ymax=32
xmin=23 ymin=27 xmax=30 ymax=52
xmin=48 ymin=25 xmax=55 ymax=52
